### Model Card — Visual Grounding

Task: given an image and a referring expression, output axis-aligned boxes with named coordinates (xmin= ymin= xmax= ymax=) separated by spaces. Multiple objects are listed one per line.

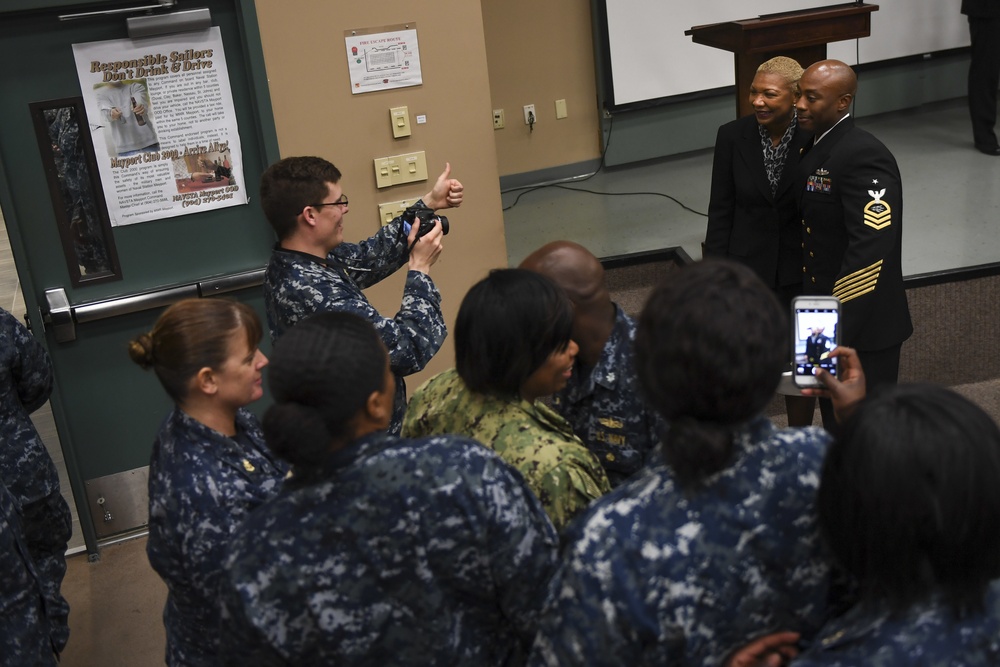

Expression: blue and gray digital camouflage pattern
xmin=219 ymin=431 xmax=559 ymax=666
xmin=549 ymin=306 xmax=664 ymax=486
xmin=0 ymin=480 xmax=56 ymax=666
xmin=263 ymin=209 xmax=446 ymax=435
xmin=528 ymin=416 xmax=833 ymax=666
xmin=791 ymin=582 xmax=1000 ymax=667
xmin=146 ymin=406 xmax=288 ymax=667
xmin=0 ymin=307 xmax=71 ymax=653
xmin=403 ymin=368 xmax=612 ymax=532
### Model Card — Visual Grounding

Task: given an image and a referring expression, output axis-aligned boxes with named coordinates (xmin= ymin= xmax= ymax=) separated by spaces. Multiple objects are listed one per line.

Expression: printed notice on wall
xmin=345 ymin=25 xmax=422 ymax=94
xmin=72 ymin=27 xmax=246 ymax=227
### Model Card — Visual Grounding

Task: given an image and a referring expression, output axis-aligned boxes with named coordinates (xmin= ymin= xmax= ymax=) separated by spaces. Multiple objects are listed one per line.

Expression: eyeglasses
xmin=309 ymin=195 xmax=348 ymax=208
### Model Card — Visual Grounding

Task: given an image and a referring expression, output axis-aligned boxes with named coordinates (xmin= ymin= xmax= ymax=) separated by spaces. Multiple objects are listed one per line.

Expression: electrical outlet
xmin=493 ymin=108 xmax=505 ymax=130
xmin=523 ymin=104 xmax=536 ymax=125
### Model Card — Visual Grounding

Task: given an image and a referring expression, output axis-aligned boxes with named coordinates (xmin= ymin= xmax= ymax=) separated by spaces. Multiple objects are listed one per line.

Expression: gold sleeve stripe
xmin=834 ymin=277 xmax=878 ymax=302
xmin=836 ymin=284 xmax=877 ymax=303
xmin=834 ymin=260 xmax=882 ymax=289
xmin=834 ymin=274 xmax=878 ymax=296
xmin=834 ymin=259 xmax=882 ymax=303
xmin=834 ymin=266 xmax=880 ymax=292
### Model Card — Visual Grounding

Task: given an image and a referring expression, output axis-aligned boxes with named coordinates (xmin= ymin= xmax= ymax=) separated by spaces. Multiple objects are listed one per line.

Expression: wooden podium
xmin=686 ymin=3 xmax=878 ymax=118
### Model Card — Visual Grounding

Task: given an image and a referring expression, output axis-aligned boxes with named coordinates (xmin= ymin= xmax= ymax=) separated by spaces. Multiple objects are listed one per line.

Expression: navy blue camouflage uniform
xmin=529 ymin=416 xmax=833 ymax=666
xmin=791 ymin=581 xmax=1000 ymax=666
xmin=549 ymin=306 xmax=663 ymax=486
xmin=263 ymin=207 xmax=446 ymax=435
xmin=219 ymin=431 xmax=559 ymax=666
xmin=0 ymin=307 xmax=71 ymax=653
xmin=146 ymin=406 xmax=287 ymax=667
xmin=0 ymin=480 xmax=57 ymax=666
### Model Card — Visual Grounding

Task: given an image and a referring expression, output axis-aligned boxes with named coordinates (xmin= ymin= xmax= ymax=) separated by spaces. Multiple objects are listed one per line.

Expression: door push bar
xmin=42 ymin=267 xmax=265 ymax=343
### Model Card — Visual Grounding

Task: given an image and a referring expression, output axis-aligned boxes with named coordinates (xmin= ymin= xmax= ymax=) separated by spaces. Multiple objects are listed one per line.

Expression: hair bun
xmin=127 ymin=332 xmax=156 ymax=369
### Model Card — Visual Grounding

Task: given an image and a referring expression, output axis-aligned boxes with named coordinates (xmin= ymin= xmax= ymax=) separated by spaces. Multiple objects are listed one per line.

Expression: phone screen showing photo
xmin=794 ymin=307 xmax=839 ymax=382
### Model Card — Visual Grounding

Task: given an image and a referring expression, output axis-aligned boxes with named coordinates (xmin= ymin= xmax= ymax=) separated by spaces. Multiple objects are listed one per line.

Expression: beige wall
xmin=254 ymin=0 xmax=506 ymax=389
xmin=482 ymin=0 xmax=603 ymax=176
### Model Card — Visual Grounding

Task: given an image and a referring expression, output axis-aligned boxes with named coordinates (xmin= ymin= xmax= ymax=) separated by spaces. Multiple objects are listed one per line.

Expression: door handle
xmin=41 ymin=268 xmax=265 ymax=343
xmin=44 ymin=288 xmax=75 ymax=343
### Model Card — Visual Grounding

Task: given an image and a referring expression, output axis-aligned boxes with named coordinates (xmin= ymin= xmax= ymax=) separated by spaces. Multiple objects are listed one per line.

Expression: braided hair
xmin=263 ymin=312 xmax=388 ymax=469
xmin=635 ymin=260 xmax=787 ymax=488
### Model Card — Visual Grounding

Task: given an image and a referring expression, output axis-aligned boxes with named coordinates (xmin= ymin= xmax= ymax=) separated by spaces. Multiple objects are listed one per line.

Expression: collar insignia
xmin=598 ymin=417 xmax=624 ymax=429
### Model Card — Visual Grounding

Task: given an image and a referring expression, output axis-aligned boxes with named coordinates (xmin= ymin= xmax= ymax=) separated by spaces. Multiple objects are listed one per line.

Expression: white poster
xmin=72 ymin=27 xmax=246 ymax=226
xmin=345 ymin=26 xmax=422 ymax=94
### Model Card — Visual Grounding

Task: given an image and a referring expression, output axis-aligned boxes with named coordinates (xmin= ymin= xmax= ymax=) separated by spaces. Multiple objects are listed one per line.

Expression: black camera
xmin=404 ymin=206 xmax=449 ymax=238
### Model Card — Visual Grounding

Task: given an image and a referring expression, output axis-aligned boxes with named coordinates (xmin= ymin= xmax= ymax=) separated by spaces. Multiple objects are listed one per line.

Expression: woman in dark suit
xmin=705 ymin=56 xmax=814 ymax=425
xmin=705 ymin=55 xmax=809 ymax=297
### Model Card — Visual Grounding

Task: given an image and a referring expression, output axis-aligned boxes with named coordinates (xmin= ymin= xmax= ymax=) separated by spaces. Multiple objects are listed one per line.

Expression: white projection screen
xmin=601 ymin=0 xmax=969 ymax=108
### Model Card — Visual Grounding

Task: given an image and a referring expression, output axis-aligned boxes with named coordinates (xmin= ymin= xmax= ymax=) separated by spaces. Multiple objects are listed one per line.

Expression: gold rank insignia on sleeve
xmin=242 ymin=459 xmax=255 ymax=473
xmin=833 ymin=260 xmax=882 ymax=302
xmin=864 ymin=189 xmax=892 ymax=230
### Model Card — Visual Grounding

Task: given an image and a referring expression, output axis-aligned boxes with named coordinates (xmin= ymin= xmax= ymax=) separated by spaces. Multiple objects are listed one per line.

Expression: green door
xmin=0 ymin=0 xmax=279 ymax=556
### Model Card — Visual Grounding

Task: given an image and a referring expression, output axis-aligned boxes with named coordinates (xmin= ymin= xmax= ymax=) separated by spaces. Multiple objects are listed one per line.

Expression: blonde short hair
xmin=756 ymin=56 xmax=804 ymax=87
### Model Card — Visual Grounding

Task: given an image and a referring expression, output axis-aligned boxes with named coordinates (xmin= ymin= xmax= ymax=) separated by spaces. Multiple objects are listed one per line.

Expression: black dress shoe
xmin=975 ymin=143 xmax=1000 ymax=156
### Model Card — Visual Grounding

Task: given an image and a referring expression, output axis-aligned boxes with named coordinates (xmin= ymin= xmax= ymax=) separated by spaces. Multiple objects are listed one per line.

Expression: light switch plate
xmin=390 ymin=106 xmax=411 ymax=138
xmin=374 ymin=157 xmax=393 ymax=188
xmin=373 ymin=151 xmax=428 ymax=189
xmin=378 ymin=198 xmax=418 ymax=226
xmin=555 ymin=99 xmax=568 ymax=119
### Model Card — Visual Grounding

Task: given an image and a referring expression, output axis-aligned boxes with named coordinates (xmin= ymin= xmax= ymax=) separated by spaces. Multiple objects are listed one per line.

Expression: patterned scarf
xmin=759 ymin=115 xmax=797 ymax=198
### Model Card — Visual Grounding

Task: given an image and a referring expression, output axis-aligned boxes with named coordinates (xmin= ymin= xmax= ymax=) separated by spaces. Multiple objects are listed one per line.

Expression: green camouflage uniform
xmin=403 ymin=368 xmax=611 ymax=531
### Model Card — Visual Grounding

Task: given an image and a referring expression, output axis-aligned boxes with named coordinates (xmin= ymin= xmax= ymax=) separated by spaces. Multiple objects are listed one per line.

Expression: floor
xmin=503 ymin=98 xmax=1000 ymax=276
xmin=60 ymin=537 xmax=167 ymax=667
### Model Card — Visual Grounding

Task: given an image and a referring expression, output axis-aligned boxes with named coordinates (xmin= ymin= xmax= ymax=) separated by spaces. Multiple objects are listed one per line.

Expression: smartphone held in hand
xmin=792 ymin=296 xmax=841 ymax=388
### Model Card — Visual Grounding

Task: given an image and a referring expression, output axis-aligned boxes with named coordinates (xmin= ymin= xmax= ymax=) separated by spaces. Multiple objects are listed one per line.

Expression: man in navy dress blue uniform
xmin=795 ymin=60 xmax=912 ymax=395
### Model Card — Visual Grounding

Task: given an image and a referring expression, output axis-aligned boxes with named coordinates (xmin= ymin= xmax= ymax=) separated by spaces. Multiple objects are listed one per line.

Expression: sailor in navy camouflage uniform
xmin=530 ymin=419 xmax=831 ymax=666
xmin=727 ymin=385 xmax=1000 ymax=667
xmin=521 ymin=241 xmax=662 ymax=486
xmin=787 ymin=583 xmax=1000 ymax=666
xmin=130 ymin=299 xmax=287 ymax=667
xmin=0 ymin=307 xmax=71 ymax=654
xmin=0 ymin=479 xmax=58 ymax=666
xmin=530 ymin=260 xmax=835 ymax=666
xmin=146 ymin=407 xmax=287 ymax=666
xmin=219 ymin=312 xmax=559 ymax=666
xmin=260 ymin=156 xmax=462 ymax=434
xmin=549 ymin=306 xmax=659 ymax=485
